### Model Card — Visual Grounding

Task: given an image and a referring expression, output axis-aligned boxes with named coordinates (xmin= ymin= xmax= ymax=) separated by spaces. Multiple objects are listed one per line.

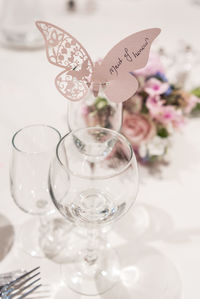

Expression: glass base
xmin=61 ymin=246 xmax=120 ymax=296
xmin=17 ymin=216 xmax=72 ymax=259
xmin=40 ymin=217 xmax=73 ymax=263
xmin=17 ymin=218 xmax=45 ymax=258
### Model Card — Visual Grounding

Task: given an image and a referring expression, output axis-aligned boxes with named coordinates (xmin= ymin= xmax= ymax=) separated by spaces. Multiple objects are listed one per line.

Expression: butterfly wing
xmin=100 ymin=28 xmax=161 ymax=103
xmin=36 ymin=21 xmax=93 ymax=101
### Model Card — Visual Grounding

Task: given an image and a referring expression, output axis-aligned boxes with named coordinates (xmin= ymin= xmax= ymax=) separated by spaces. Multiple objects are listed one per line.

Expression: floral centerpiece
xmin=121 ymin=53 xmax=200 ymax=164
xmin=81 ymin=54 xmax=200 ymax=164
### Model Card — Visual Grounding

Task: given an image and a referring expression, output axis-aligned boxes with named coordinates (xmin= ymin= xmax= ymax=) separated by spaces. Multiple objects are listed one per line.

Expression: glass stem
xmin=39 ymin=214 xmax=46 ymax=226
xmin=38 ymin=214 xmax=48 ymax=238
xmin=84 ymin=227 xmax=99 ymax=265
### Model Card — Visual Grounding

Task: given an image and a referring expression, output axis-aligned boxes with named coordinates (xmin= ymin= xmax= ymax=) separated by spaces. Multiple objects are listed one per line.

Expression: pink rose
xmin=121 ymin=112 xmax=156 ymax=148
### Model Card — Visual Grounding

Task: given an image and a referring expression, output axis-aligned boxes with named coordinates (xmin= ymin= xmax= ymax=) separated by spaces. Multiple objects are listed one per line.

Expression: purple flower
xmin=164 ymin=86 xmax=172 ymax=96
xmin=155 ymin=71 xmax=168 ymax=82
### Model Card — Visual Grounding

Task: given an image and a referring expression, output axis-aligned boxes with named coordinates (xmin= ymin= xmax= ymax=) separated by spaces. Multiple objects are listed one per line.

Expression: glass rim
xmin=56 ymin=127 xmax=138 ymax=180
xmin=12 ymin=124 xmax=61 ymax=154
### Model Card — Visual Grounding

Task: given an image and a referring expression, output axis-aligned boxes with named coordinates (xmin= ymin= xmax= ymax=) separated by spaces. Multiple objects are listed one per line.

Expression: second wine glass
xmin=49 ymin=127 xmax=139 ymax=295
xmin=10 ymin=124 xmax=68 ymax=258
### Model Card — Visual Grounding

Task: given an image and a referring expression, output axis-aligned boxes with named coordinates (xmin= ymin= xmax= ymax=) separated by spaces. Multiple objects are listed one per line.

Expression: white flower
xmin=139 ymin=136 xmax=169 ymax=158
xmin=147 ymin=136 xmax=169 ymax=156
xmin=138 ymin=143 xmax=148 ymax=158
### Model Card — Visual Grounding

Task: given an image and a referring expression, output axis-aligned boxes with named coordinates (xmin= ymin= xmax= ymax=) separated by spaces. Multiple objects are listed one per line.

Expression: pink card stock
xmin=36 ymin=21 xmax=160 ymax=103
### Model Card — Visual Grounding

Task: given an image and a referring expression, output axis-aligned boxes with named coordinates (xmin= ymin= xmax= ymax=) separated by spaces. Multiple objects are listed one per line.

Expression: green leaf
xmin=141 ymin=104 xmax=149 ymax=114
xmin=157 ymin=127 xmax=169 ymax=138
xmin=192 ymin=103 xmax=200 ymax=114
xmin=191 ymin=87 xmax=200 ymax=98
xmin=95 ymin=97 xmax=108 ymax=109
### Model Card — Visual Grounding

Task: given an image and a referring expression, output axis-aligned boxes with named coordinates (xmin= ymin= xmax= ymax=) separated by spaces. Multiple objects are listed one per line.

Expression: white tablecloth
xmin=1 ymin=0 xmax=200 ymax=298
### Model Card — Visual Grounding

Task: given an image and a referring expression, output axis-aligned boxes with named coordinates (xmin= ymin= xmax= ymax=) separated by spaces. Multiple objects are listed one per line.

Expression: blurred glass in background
xmin=66 ymin=0 xmax=96 ymax=14
xmin=0 ymin=0 xmax=44 ymax=49
xmin=159 ymin=42 xmax=200 ymax=91
xmin=0 ymin=0 xmax=97 ymax=50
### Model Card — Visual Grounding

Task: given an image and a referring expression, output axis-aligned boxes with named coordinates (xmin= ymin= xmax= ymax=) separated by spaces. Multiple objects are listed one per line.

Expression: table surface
xmin=1 ymin=0 xmax=200 ymax=298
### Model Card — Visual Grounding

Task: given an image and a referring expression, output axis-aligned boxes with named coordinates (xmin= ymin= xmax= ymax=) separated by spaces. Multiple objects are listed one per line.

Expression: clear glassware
xmin=49 ymin=127 xmax=139 ymax=295
xmin=10 ymin=124 xmax=62 ymax=257
xmin=67 ymin=84 xmax=122 ymax=132
xmin=0 ymin=0 xmax=44 ymax=49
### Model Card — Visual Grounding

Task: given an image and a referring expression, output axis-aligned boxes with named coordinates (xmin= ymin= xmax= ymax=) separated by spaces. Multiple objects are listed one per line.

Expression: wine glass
xmin=10 ymin=124 xmax=64 ymax=257
xmin=49 ymin=127 xmax=139 ymax=295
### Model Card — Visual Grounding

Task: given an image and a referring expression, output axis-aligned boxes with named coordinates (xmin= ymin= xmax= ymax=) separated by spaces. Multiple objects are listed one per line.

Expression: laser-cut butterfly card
xmin=36 ymin=21 xmax=160 ymax=103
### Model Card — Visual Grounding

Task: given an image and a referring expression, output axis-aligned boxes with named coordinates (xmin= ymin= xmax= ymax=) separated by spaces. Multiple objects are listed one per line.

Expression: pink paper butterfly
xmin=36 ymin=21 xmax=160 ymax=103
